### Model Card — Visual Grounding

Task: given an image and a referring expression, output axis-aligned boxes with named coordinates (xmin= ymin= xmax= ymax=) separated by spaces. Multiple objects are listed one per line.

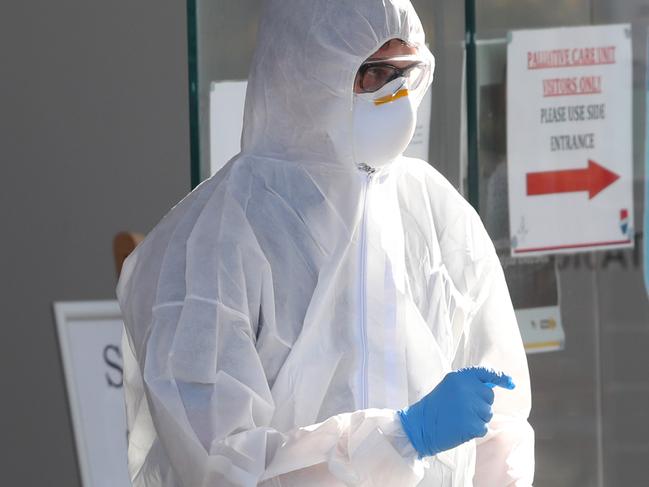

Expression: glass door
xmin=467 ymin=1 xmax=649 ymax=485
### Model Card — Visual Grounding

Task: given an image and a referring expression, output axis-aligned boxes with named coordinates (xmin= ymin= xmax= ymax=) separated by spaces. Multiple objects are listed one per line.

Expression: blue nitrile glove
xmin=397 ymin=367 xmax=515 ymax=458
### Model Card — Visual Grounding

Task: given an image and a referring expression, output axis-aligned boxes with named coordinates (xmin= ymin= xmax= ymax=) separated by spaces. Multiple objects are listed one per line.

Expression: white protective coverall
xmin=116 ymin=0 xmax=535 ymax=485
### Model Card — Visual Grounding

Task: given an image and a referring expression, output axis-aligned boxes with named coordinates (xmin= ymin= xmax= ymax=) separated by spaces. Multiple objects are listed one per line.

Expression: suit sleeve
xmin=117 ymin=243 xmax=423 ymax=487
xmin=460 ymin=255 xmax=535 ymax=486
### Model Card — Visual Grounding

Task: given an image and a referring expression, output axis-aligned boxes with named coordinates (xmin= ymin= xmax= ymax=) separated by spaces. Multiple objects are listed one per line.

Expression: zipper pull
xmin=357 ymin=162 xmax=376 ymax=176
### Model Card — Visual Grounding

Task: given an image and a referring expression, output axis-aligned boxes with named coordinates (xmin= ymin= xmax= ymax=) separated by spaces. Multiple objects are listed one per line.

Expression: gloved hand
xmin=397 ymin=367 xmax=515 ymax=458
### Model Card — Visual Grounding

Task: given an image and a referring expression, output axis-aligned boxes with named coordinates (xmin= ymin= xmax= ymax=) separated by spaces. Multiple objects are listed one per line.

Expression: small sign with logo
xmin=500 ymin=255 xmax=565 ymax=353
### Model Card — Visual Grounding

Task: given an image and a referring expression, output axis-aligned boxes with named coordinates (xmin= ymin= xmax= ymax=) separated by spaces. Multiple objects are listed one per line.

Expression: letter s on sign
xmin=104 ymin=344 xmax=123 ymax=388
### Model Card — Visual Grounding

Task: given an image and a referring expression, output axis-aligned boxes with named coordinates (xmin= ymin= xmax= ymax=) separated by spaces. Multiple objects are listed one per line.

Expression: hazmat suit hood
xmin=117 ymin=1 xmax=534 ymax=486
xmin=241 ymin=0 xmax=434 ymax=168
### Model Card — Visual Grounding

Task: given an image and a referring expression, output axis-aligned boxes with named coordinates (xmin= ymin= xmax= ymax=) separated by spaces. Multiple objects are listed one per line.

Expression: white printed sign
xmin=54 ymin=301 xmax=129 ymax=487
xmin=507 ymin=24 xmax=634 ymax=256
xmin=209 ymin=80 xmax=432 ymax=176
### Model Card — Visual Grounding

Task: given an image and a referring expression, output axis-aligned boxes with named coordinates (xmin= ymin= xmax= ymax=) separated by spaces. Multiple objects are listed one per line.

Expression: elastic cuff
xmin=397 ymin=409 xmax=426 ymax=459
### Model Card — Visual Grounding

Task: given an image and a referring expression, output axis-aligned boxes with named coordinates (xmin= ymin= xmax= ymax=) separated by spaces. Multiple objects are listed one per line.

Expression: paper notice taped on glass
xmin=209 ymin=80 xmax=433 ymax=175
xmin=506 ymin=24 xmax=634 ymax=257
xmin=209 ymin=81 xmax=248 ymax=176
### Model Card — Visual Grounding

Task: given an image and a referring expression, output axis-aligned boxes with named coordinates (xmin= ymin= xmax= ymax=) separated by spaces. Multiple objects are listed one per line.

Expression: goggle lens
xmin=357 ymin=56 xmax=429 ymax=94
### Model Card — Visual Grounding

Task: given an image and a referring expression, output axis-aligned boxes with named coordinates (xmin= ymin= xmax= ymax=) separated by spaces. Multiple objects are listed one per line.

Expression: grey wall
xmin=0 ymin=2 xmax=190 ymax=485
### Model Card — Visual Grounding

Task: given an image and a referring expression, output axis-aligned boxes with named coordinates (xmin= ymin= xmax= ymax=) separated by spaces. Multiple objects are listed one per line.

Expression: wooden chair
xmin=113 ymin=232 xmax=145 ymax=278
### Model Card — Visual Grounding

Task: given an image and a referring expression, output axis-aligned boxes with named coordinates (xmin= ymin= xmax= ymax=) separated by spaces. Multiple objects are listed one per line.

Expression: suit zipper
xmin=358 ymin=163 xmax=374 ymax=409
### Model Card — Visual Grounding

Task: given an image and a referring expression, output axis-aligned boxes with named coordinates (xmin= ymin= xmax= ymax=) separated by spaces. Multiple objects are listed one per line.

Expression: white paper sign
xmin=507 ymin=24 xmax=634 ymax=256
xmin=209 ymin=80 xmax=432 ymax=176
xmin=54 ymin=301 xmax=129 ymax=487
xmin=209 ymin=81 xmax=248 ymax=176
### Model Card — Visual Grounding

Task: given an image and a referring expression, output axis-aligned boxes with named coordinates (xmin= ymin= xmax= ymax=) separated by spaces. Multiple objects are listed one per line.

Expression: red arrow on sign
xmin=526 ymin=159 xmax=620 ymax=199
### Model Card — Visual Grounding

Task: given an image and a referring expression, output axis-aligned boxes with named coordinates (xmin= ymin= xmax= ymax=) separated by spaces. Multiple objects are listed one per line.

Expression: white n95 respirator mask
xmin=352 ymin=77 xmax=418 ymax=169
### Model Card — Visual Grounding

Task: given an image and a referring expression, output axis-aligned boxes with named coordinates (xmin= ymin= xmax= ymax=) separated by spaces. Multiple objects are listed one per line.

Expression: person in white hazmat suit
xmin=116 ymin=0 xmax=535 ymax=485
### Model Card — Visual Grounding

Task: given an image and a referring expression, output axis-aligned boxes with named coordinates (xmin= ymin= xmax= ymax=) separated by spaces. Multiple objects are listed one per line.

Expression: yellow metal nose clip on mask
xmin=373 ymin=86 xmax=410 ymax=106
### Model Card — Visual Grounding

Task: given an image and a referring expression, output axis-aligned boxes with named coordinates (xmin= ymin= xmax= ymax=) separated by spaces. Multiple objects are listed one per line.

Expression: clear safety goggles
xmin=356 ymin=54 xmax=430 ymax=94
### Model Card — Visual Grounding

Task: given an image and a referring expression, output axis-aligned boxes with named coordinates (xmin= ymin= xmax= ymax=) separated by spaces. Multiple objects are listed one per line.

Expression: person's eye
xmin=366 ymin=66 xmax=393 ymax=82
